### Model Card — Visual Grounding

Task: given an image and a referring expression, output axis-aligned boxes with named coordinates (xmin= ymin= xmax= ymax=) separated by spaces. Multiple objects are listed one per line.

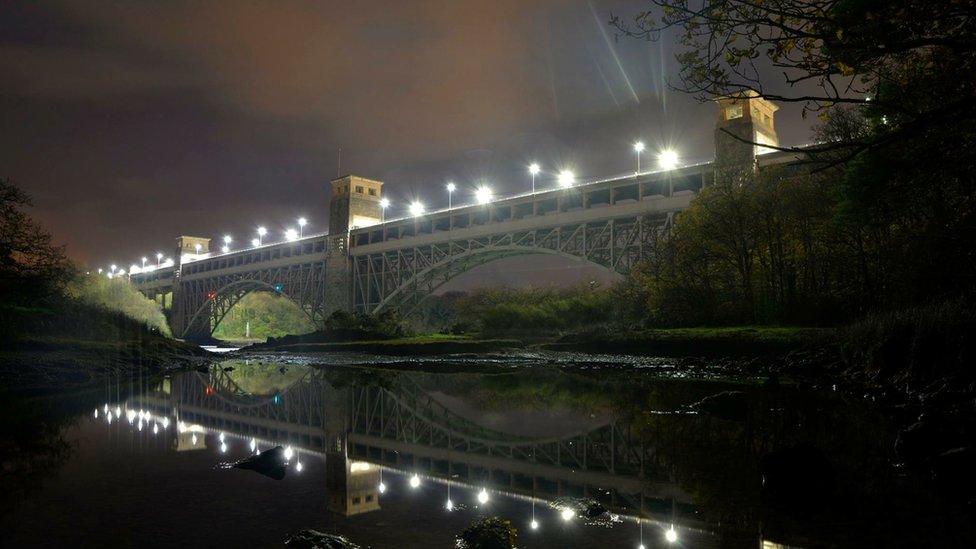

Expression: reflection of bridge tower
xmin=325 ymin=175 xmax=385 ymax=314
xmin=326 ymin=438 xmax=381 ymax=516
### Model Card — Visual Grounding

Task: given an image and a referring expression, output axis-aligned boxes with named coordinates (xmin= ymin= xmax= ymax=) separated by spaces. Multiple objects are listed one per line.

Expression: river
xmin=1 ymin=354 xmax=971 ymax=547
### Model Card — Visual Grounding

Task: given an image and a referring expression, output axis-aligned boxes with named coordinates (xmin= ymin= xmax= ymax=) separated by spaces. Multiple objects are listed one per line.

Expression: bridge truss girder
xmin=351 ymin=213 xmax=672 ymax=314
xmin=174 ymin=261 xmax=328 ymax=339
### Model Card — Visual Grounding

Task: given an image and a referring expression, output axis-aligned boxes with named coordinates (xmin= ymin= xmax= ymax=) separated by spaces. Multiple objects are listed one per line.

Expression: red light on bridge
xmin=206 ymin=291 xmax=216 ymax=300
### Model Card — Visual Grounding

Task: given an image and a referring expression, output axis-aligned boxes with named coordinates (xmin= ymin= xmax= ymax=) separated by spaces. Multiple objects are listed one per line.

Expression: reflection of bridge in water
xmin=126 ymin=366 xmax=691 ymax=520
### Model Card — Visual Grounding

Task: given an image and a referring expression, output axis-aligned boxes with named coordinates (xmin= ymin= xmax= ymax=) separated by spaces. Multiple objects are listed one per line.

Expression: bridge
xmin=129 ymin=94 xmax=794 ymax=339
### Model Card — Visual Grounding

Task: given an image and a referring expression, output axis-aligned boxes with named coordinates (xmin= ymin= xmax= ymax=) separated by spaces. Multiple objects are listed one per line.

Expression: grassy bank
xmin=542 ymin=326 xmax=834 ymax=356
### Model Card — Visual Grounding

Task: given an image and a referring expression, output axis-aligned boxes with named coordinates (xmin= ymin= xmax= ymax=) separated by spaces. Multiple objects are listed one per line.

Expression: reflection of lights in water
xmin=639 ymin=545 xmax=646 ymax=549
xmin=284 ymin=446 xmax=294 ymax=461
xmin=126 ymin=410 xmax=136 ymax=423
xmin=162 ymin=417 xmax=170 ymax=429
xmin=295 ymin=461 xmax=303 ymax=473
xmin=378 ymin=482 xmax=387 ymax=494
xmin=106 ymin=411 xmax=113 ymax=424
xmin=177 ymin=421 xmax=186 ymax=433
xmin=152 ymin=423 xmax=158 ymax=435
xmin=446 ymin=499 xmax=454 ymax=511
xmin=249 ymin=438 xmax=257 ymax=452
xmin=103 ymin=404 xmax=109 ymax=414
xmin=93 ymin=409 xmax=98 ymax=419
xmin=665 ymin=526 xmax=678 ymax=543
xmin=409 ymin=474 xmax=421 ymax=489
xmin=530 ymin=520 xmax=539 ymax=530
xmin=477 ymin=488 xmax=489 ymax=504
xmin=191 ymin=433 xmax=198 ymax=445
xmin=115 ymin=406 xmax=121 ymax=417
xmin=220 ymin=442 xmax=227 ymax=453
xmin=218 ymin=432 xmax=225 ymax=443
xmin=561 ymin=509 xmax=575 ymax=522
xmin=349 ymin=462 xmax=371 ymax=472
xmin=138 ymin=420 xmax=143 ymax=431
xmin=145 ymin=411 xmax=152 ymax=421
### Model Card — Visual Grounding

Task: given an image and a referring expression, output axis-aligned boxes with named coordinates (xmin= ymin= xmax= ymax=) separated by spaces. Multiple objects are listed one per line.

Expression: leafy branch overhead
xmin=611 ymin=0 xmax=976 ymax=161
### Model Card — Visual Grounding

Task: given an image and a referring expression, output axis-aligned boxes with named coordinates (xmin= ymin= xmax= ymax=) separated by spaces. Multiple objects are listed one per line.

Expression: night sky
xmin=1 ymin=1 xmax=812 ymax=278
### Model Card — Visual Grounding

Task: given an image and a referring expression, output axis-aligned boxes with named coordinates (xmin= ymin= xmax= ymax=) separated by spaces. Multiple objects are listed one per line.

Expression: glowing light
xmin=223 ymin=235 xmax=232 ymax=244
xmin=446 ymin=182 xmax=457 ymax=193
xmin=378 ymin=482 xmax=387 ymax=494
xmin=298 ymin=217 xmax=307 ymax=227
xmin=144 ymin=411 xmax=151 ymax=421
xmin=409 ymin=201 xmax=425 ymax=217
xmin=557 ymin=170 xmax=576 ymax=188
xmin=115 ymin=406 xmax=121 ymax=417
xmin=251 ymin=238 xmax=260 ymax=247
xmin=218 ymin=432 xmax=225 ymax=442
xmin=380 ymin=197 xmax=391 ymax=209
xmin=665 ymin=526 xmax=678 ymax=543
xmin=161 ymin=417 xmax=170 ymax=429
xmin=349 ymin=462 xmax=371 ymax=473
xmin=94 ymin=408 xmax=98 ymax=418
xmin=285 ymin=228 xmax=299 ymax=242
xmin=531 ymin=519 xmax=539 ymax=530
xmin=156 ymin=252 xmax=163 ymax=260
xmin=561 ymin=509 xmax=575 ymax=522
xmin=658 ymin=149 xmax=679 ymax=170
xmin=110 ymin=264 xmax=117 ymax=272
xmin=639 ymin=545 xmax=646 ymax=549
xmin=221 ymin=245 xmax=229 ymax=253
xmin=296 ymin=461 xmax=303 ymax=472
xmin=475 ymin=186 xmax=493 ymax=205
xmin=194 ymin=243 xmax=202 ymax=253
xmin=250 ymin=438 xmax=257 ymax=452
xmin=126 ymin=410 xmax=136 ymax=423
xmin=220 ymin=442 xmax=228 ymax=453
xmin=138 ymin=420 xmax=143 ymax=431
xmin=409 ymin=474 xmax=421 ymax=489
xmin=106 ymin=411 xmax=113 ymax=424
xmin=257 ymin=227 xmax=267 ymax=237
xmin=446 ymin=499 xmax=454 ymax=511
xmin=477 ymin=488 xmax=490 ymax=504
xmin=153 ymin=423 xmax=159 ymax=435
xmin=191 ymin=433 xmax=198 ymax=445
xmin=104 ymin=404 xmax=109 ymax=413
xmin=529 ymin=163 xmax=541 ymax=175
xmin=634 ymin=141 xmax=645 ymax=153
xmin=284 ymin=446 xmax=294 ymax=460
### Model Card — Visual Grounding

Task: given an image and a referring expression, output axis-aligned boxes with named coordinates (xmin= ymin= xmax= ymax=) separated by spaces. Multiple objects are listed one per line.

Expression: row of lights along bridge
xmin=97 ymin=142 xmax=679 ymax=278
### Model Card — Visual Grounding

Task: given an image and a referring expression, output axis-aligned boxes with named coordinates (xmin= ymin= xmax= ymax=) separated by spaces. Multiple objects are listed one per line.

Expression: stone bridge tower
xmin=324 ymin=175 xmax=384 ymax=314
xmin=714 ymin=91 xmax=779 ymax=179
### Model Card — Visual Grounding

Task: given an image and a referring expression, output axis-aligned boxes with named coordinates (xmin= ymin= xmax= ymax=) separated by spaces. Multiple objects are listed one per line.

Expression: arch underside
xmin=354 ymin=215 xmax=670 ymax=315
xmin=181 ymin=276 xmax=324 ymax=339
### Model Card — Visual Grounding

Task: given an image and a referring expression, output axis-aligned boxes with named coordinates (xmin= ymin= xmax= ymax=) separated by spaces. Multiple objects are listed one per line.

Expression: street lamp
xmin=141 ymin=257 xmax=147 ymax=269
xmin=409 ymin=201 xmax=425 ymax=217
xmin=633 ymin=141 xmax=645 ymax=174
xmin=658 ymin=149 xmax=679 ymax=170
xmin=475 ymin=185 xmax=493 ymax=204
xmin=110 ymin=264 xmax=117 ymax=274
xmin=251 ymin=238 xmax=260 ymax=247
xmin=529 ymin=163 xmax=540 ymax=193
xmin=557 ymin=170 xmax=575 ymax=188
xmin=380 ymin=197 xmax=390 ymax=221
xmin=257 ymin=226 xmax=267 ymax=245
xmin=298 ymin=217 xmax=307 ymax=237
xmin=285 ymin=228 xmax=299 ymax=242
xmin=446 ymin=182 xmax=456 ymax=209
xmin=194 ymin=243 xmax=202 ymax=254
xmin=156 ymin=252 xmax=163 ymax=267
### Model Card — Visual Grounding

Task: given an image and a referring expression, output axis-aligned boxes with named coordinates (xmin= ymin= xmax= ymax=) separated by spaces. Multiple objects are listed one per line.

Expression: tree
xmin=0 ymin=178 xmax=74 ymax=306
xmin=612 ymin=0 xmax=976 ymax=162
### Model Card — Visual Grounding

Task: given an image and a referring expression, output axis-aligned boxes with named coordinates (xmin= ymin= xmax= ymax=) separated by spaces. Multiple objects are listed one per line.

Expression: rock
xmin=759 ymin=444 xmax=833 ymax=506
xmin=457 ymin=517 xmax=517 ymax=549
xmin=232 ymin=445 xmax=286 ymax=480
xmin=285 ymin=529 xmax=360 ymax=549
xmin=691 ymin=390 xmax=751 ymax=421
xmin=931 ymin=446 xmax=976 ymax=503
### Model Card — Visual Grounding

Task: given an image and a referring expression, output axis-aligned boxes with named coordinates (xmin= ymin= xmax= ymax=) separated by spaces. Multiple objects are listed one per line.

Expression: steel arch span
xmin=176 ymin=265 xmax=327 ymax=339
xmin=351 ymin=213 xmax=672 ymax=315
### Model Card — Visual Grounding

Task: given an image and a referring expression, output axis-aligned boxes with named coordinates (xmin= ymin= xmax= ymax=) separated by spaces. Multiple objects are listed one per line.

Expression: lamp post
xmin=380 ymin=198 xmax=390 ymax=221
xmin=409 ymin=201 xmax=425 ymax=217
xmin=257 ymin=226 xmax=267 ymax=245
xmin=529 ymin=163 xmax=540 ymax=193
xmin=633 ymin=141 xmax=645 ymax=174
xmin=156 ymin=252 xmax=163 ymax=267
xmin=446 ymin=182 xmax=456 ymax=209
xmin=141 ymin=257 xmax=147 ymax=269
xmin=298 ymin=217 xmax=307 ymax=237
xmin=557 ymin=170 xmax=575 ymax=188
xmin=658 ymin=149 xmax=679 ymax=196
xmin=222 ymin=235 xmax=232 ymax=254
